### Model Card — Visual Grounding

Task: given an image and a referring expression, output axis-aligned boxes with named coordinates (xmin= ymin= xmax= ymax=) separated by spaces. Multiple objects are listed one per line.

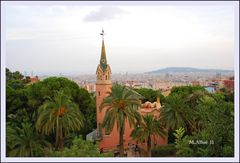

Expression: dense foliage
xmin=6 ymin=68 xmax=234 ymax=157
xmin=131 ymin=114 xmax=166 ymax=157
xmin=151 ymin=144 xmax=176 ymax=157
xmin=170 ymin=89 xmax=234 ymax=157
xmin=47 ymin=136 xmax=113 ymax=157
xmin=6 ymin=68 xmax=97 ymax=156
xmin=133 ymin=88 xmax=165 ymax=104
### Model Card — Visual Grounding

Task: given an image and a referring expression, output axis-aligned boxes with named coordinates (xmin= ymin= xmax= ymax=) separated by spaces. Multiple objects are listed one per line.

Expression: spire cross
xmin=100 ymin=29 xmax=105 ymax=40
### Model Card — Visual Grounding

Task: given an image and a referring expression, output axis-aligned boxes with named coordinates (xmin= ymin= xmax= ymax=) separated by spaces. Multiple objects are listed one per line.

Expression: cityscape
xmin=35 ymin=70 xmax=234 ymax=96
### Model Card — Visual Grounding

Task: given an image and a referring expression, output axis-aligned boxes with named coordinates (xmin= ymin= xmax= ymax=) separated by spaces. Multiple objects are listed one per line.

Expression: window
xmin=98 ymin=91 xmax=100 ymax=96
xmin=105 ymin=75 xmax=108 ymax=80
xmin=98 ymin=123 xmax=103 ymax=139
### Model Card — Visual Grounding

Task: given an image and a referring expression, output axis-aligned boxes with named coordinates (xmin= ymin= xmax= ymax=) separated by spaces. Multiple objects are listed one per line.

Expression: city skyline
xmin=4 ymin=2 xmax=236 ymax=75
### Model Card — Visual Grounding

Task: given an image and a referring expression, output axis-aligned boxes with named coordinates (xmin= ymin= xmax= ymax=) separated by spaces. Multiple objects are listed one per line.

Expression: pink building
xmin=87 ymin=30 xmax=167 ymax=154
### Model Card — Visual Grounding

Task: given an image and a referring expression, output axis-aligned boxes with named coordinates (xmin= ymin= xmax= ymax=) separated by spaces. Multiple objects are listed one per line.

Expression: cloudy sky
xmin=3 ymin=2 xmax=236 ymax=75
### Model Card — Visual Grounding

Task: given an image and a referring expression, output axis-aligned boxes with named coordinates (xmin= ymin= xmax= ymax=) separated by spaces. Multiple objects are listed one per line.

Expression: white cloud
xmin=84 ymin=6 xmax=127 ymax=22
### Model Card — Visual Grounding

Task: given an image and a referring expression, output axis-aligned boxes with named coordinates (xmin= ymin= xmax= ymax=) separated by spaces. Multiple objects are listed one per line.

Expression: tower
xmin=96 ymin=30 xmax=112 ymax=142
xmin=94 ymin=30 xmax=168 ymax=152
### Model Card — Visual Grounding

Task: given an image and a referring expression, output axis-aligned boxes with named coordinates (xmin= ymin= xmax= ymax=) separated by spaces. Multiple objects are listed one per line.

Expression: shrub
xmin=151 ymin=144 xmax=176 ymax=157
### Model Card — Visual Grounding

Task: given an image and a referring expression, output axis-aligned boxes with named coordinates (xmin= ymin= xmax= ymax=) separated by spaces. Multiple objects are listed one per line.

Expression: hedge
xmin=151 ymin=144 xmax=176 ymax=157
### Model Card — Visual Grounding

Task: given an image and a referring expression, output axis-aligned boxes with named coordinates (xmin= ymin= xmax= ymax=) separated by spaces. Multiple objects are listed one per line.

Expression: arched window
xmin=105 ymin=75 xmax=108 ymax=80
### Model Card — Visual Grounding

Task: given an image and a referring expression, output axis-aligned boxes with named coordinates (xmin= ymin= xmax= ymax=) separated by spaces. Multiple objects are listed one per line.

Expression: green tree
xmin=134 ymin=88 xmax=165 ymax=104
xmin=100 ymin=84 xmax=141 ymax=157
xmin=173 ymin=95 xmax=234 ymax=157
xmin=48 ymin=136 xmax=113 ymax=157
xmin=26 ymin=77 xmax=96 ymax=138
xmin=6 ymin=86 xmax=28 ymax=116
xmin=131 ymin=114 xmax=166 ymax=157
xmin=36 ymin=91 xmax=84 ymax=150
xmin=7 ymin=122 xmax=51 ymax=157
xmin=170 ymin=86 xmax=205 ymax=98
xmin=194 ymin=95 xmax=234 ymax=156
xmin=173 ymin=127 xmax=193 ymax=157
xmin=6 ymin=68 xmax=25 ymax=89
xmin=160 ymin=94 xmax=194 ymax=130
xmin=74 ymin=88 xmax=96 ymax=139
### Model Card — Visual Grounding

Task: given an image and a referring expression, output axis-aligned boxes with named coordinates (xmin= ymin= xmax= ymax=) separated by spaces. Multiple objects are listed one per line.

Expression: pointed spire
xmin=101 ymin=39 xmax=107 ymax=62
xmin=100 ymin=29 xmax=107 ymax=71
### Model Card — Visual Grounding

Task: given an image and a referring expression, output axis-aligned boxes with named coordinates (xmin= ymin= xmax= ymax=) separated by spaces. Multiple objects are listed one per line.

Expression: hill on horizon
xmin=146 ymin=67 xmax=234 ymax=74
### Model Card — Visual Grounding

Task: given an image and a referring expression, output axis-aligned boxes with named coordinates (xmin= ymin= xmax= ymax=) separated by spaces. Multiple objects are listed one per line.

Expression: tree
xmin=74 ymin=88 xmax=96 ymax=139
xmin=131 ymin=114 xmax=166 ymax=157
xmin=7 ymin=122 xmax=51 ymax=157
xmin=194 ymin=95 xmax=234 ymax=156
xmin=100 ymin=84 xmax=141 ymax=157
xmin=160 ymin=94 xmax=194 ymax=130
xmin=173 ymin=95 xmax=234 ymax=157
xmin=26 ymin=77 xmax=96 ymax=138
xmin=6 ymin=68 xmax=25 ymax=89
xmin=6 ymin=86 xmax=28 ymax=116
xmin=170 ymin=86 xmax=205 ymax=98
xmin=173 ymin=127 xmax=193 ymax=157
xmin=36 ymin=91 xmax=84 ymax=150
xmin=134 ymin=88 xmax=165 ymax=104
xmin=48 ymin=136 xmax=113 ymax=157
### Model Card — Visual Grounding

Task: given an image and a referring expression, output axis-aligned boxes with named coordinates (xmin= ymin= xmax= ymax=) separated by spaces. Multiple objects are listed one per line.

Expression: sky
xmin=3 ymin=2 xmax=236 ymax=76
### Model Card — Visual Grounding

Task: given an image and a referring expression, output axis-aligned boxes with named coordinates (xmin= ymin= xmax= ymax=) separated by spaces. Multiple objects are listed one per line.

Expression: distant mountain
xmin=146 ymin=67 xmax=234 ymax=74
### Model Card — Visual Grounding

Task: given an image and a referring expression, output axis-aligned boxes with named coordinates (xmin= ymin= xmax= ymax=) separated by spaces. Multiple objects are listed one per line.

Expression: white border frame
xmin=1 ymin=1 xmax=239 ymax=162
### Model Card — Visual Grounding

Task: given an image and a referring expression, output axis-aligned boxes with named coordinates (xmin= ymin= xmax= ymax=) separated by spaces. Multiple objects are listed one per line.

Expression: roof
xmin=86 ymin=129 xmax=98 ymax=141
xmin=100 ymin=39 xmax=107 ymax=71
xmin=125 ymin=86 xmax=145 ymax=99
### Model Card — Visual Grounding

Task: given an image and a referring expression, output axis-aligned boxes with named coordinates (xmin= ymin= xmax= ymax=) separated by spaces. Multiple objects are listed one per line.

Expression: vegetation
xmin=6 ymin=69 xmax=97 ymax=156
xmin=151 ymin=144 xmax=176 ymax=157
xmin=160 ymin=94 xmax=194 ymax=130
xmin=36 ymin=91 xmax=84 ymax=150
xmin=173 ymin=127 xmax=193 ymax=156
xmin=7 ymin=122 xmax=51 ymax=157
xmin=100 ymin=84 xmax=142 ymax=157
xmin=131 ymin=114 xmax=166 ymax=157
xmin=6 ymin=68 xmax=234 ymax=157
xmin=48 ymin=136 xmax=113 ymax=157
xmin=172 ymin=93 xmax=234 ymax=157
xmin=134 ymin=88 xmax=165 ymax=104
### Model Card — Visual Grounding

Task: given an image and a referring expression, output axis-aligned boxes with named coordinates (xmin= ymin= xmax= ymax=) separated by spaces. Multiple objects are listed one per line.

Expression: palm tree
xmin=100 ymin=84 xmax=142 ymax=157
xmin=36 ymin=91 xmax=84 ymax=150
xmin=160 ymin=94 xmax=193 ymax=130
xmin=7 ymin=122 xmax=51 ymax=156
xmin=131 ymin=114 xmax=166 ymax=157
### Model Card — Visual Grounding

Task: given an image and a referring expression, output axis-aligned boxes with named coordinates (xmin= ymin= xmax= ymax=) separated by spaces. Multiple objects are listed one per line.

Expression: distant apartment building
xmin=191 ymin=81 xmax=200 ymax=86
xmin=223 ymin=77 xmax=234 ymax=92
xmin=83 ymin=84 xmax=96 ymax=93
xmin=25 ymin=76 xmax=40 ymax=85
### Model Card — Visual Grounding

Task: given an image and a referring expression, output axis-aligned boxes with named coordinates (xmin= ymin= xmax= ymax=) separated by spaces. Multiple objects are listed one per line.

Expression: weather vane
xmin=100 ymin=29 xmax=105 ymax=40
